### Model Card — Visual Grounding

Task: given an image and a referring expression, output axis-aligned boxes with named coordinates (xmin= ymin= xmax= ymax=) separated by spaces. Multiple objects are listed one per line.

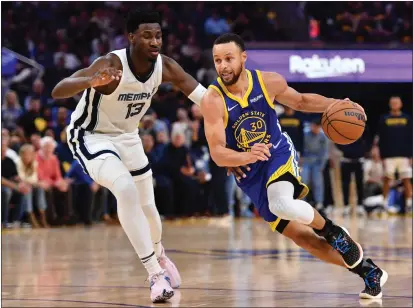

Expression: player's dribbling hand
xmin=89 ymin=67 xmax=122 ymax=88
xmin=244 ymin=143 xmax=273 ymax=164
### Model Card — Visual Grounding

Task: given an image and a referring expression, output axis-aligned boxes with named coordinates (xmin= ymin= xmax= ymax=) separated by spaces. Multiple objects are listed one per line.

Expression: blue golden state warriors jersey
xmin=209 ymin=69 xmax=308 ymax=229
xmin=209 ymin=69 xmax=287 ymax=181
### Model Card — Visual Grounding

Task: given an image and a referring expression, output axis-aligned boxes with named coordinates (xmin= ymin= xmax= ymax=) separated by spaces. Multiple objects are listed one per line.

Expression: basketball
xmin=321 ymin=101 xmax=366 ymax=145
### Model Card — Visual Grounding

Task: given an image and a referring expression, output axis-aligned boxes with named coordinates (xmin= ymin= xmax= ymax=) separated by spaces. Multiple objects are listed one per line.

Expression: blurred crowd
xmin=1 ymin=2 xmax=412 ymax=229
xmin=305 ymin=1 xmax=412 ymax=42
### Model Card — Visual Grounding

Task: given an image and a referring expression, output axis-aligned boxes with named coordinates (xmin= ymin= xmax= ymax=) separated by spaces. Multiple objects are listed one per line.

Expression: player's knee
xmin=269 ymin=196 xmax=298 ymax=221
xmin=112 ymin=174 xmax=138 ymax=205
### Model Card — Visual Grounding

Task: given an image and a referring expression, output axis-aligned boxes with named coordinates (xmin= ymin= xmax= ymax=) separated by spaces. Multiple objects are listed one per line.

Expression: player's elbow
xmin=292 ymin=95 xmax=306 ymax=111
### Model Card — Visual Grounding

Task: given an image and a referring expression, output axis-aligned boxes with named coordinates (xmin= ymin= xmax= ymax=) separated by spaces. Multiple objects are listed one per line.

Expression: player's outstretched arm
xmin=52 ymin=54 xmax=122 ymax=99
xmin=261 ymin=72 xmax=366 ymax=116
xmin=162 ymin=55 xmax=206 ymax=106
xmin=201 ymin=89 xmax=272 ymax=167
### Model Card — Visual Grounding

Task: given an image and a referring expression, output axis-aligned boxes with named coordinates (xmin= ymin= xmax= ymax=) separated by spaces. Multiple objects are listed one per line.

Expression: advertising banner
xmin=246 ymin=50 xmax=412 ymax=82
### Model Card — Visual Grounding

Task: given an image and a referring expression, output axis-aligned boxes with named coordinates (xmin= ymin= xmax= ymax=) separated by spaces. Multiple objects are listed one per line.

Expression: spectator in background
xmin=2 ymin=128 xmax=19 ymax=163
xmin=156 ymin=130 xmax=170 ymax=146
xmin=2 ymin=90 xmax=22 ymax=131
xmin=171 ymin=108 xmax=192 ymax=147
xmin=375 ymin=96 xmax=412 ymax=213
xmin=36 ymin=136 xmax=70 ymax=224
xmin=363 ymin=146 xmax=385 ymax=211
xmin=164 ymin=129 xmax=199 ymax=217
xmin=337 ymin=129 xmax=372 ymax=216
xmin=301 ymin=118 xmax=329 ymax=211
xmin=278 ymin=106 xmax=304 ymax=156
xmin=16 ymin=144 xmax=49 ymax=228
xmin=140 ymin=110 xmax=169 ymax=138
xmin=55 ymin=128 xmax=74 ymax=176
xmin=53 ymin=107 xmax=69 ymax=143
xmin=53 ymin=43 xmax=81 ymax=71
xmin=204 ymin=11 xmax=230 ymax=36
xmin=140 ymin=114 xmax=157 ymax=139
xmin=48 ymin=56 xmax=72 ymax=91
xmin=1 ymin=139 xmax=31 ymax=228
xmin=143 ymin=133 xmax=174 ymax=218
xmin=89 ymin=40 xmax=106 ymax=65
xmin=24 ymin=78 xmax=48 ymax=108
xmin=30 ymin=133 xmax=42 ymax=152
xmin=190 ymin=104 xmax=207 ymax=149
xmin=34 ymin=42 xmax=54 ymax=70
xmin=17 ymin=96 xmax=47 ymax=139
xmin=65 ymin=160 xmax=99 ymax=226
xmin=151 ymin=110 xmax=169 ymax=135
xmin=181 ymin=36 xmax=201 ymax=58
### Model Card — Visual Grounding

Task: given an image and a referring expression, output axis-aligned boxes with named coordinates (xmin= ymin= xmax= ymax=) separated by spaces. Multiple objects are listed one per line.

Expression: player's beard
xmin=220 ymin=66 xmax=242 ymax=86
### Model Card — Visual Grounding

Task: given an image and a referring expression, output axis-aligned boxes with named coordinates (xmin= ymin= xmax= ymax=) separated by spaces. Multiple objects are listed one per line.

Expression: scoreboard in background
xmin=246 ymin=49 xmax=412 ymax=83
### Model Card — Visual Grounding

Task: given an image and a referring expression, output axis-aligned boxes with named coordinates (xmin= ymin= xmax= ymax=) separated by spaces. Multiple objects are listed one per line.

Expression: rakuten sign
xmin=246 ymin=50 xmax=412 ymax=82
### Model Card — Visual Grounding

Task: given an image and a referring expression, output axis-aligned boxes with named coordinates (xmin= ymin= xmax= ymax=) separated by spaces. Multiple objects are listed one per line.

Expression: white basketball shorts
xmin=67 ymin=127 xmax=152 ymax=184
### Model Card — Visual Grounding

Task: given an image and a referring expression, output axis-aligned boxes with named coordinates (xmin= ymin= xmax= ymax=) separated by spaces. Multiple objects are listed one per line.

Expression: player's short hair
xmin=213 ymin=33 xmax=245 ymax=52
xmin=126 ymin=9 xmax=161 ymax=33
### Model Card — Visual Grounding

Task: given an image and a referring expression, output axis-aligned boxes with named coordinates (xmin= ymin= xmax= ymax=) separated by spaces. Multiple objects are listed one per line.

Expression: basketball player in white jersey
xmin=52 ymin=9 xmax=208 ymax=303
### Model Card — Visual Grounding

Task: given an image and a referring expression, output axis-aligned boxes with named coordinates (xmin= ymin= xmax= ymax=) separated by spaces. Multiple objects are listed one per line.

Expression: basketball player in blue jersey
xmin=201 ymin=33 xmax=387 ymax=299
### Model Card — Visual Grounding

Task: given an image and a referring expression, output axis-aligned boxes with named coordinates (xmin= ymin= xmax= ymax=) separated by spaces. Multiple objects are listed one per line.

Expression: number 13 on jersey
xmin=125 ymin=103 xmax=145 ymax=119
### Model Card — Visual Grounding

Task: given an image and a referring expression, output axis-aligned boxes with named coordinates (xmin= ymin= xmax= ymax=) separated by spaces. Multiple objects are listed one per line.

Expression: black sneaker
xmin=325 ymin=225 xmax=363 ymax=268
xmin=358 ymin=259 xmax=388 ymax=299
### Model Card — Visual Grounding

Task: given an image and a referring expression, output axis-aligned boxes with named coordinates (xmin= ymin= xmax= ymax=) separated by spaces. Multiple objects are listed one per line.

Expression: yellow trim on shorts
xmin=209 ymin=85 xmax=228 ymax=128
xmin=266 ymin=155 xmax=309 ymax=200
xmin=217 ymin=70 xmax=253 ymax=108
xmin=268 ymin=217 xmax=282 ymax=232
xmin=256 ymin=70 xmax=275 ymax=109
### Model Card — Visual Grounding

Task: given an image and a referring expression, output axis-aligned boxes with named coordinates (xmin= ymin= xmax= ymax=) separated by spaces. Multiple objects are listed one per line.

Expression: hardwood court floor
xmin=2 ymin=215 xmax=412 ymax=307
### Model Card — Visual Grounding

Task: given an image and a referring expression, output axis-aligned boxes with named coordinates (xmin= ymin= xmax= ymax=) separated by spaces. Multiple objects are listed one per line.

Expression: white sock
xmin=406 ymin=198 xmax=412 ymax=208
xmin=135 ymin=177 xmax=164 ymax=258
xmin=110 ymin=173 xmax=162 ymax=276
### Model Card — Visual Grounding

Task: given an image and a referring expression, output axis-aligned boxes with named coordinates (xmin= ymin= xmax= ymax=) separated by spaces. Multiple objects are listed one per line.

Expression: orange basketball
xmin=321 ymin=101 xmax=366 ymax=145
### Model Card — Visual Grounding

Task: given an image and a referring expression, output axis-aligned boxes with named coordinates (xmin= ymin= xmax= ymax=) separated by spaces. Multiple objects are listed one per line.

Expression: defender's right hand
xmin=89 ymin=67 xmax=122 ymax=88
xmin=244 ymin=143 xmax=273 ymax=164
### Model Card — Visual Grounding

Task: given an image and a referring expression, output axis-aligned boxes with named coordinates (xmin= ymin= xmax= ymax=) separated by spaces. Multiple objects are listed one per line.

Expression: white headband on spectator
xmin=188 ymin=83 xmax=207 ymax=106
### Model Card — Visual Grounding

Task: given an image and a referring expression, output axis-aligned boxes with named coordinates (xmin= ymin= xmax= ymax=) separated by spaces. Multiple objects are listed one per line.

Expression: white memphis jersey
xmin=68 ymin=48 xmax=162 ymax=136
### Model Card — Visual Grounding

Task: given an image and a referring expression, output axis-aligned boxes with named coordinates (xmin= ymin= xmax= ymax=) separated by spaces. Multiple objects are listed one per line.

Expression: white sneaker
xmin=149 ymin=271 xmax=174 ymax=303
xmin=357 ymin=205 xmax=366 ymax=216
xmin=158 ymin=247 xmax=182 ymax=288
